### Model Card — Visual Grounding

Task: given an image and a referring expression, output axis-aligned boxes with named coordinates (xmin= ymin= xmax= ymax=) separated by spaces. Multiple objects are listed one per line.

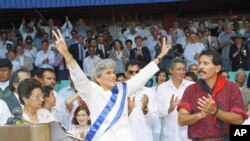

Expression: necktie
xmin=50 ymin=28 xmax=53 ymax=40
xmin=78 ymin=44 xmax=83 ymax=60
xmin=206 ymin=37 xmax=210 ymax=49
xmin=100 ymin=45 xmax=105 ymax=56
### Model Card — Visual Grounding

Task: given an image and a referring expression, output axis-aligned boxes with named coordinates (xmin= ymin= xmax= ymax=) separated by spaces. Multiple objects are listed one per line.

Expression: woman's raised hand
xmin=159 ymin=37 xmax=171 ymax=58
xmin=52 ymin=29 xmax=76 ymax=68
xmin=52 ymin=29 xmax=69 ymax=56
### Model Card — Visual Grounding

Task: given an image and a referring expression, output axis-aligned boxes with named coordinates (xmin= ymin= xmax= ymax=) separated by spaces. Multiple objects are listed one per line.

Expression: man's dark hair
xmin=199 ymin=49 xmax=223 ymax=66
xmin=9 ymin=68 xmax=30 ymax=92
xmin=41 ymin=86 xmax=53 ymax=106
xmin=125 ymin=59 xmax=142 ymax=71
xmin=116 ymin=73 xmax=126 ymax=80
xmin=39 ymin=68 xmax=55 ymax=78
xmin=41 ymin=39 xmax=48 ymax=45
xmin=134 ymin=36 xmax=142 ymax=41
xmin=185 ymin=71 xmax=198 ymax=82
xmin=125 ymin=39 xmax=132 ymax=45
xmin=0 ymin=59 xmax=13 ymax=70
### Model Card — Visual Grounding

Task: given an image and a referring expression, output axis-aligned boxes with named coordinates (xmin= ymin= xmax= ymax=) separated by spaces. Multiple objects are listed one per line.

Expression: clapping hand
xmin=128 ymin=97 xmax=135 ymax=115
xmin=168 ymin=94 xmax=179 ymax=113
xmin=197 ymin=94 xmax=216 ymax=115
xmin=141 ymin=94 xmax=149 ymax=115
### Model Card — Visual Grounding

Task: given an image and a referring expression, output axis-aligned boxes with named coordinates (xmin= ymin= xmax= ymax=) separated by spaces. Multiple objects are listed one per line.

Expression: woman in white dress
xmin=52 ymin=29 xmax=171 ymax=141
xmin=150 ymin=70 xmax=169 ymax=141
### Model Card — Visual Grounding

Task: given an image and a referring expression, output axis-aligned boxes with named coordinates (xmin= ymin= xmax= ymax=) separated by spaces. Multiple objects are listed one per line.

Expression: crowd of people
xmin=0 ymin=16 xmax=250 ymax=141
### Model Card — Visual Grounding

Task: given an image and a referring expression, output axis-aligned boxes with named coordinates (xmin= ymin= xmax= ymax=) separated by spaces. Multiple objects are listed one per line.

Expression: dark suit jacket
xmin=69 ymin=43 xmax=85 ymax=69
xmin=3 ymin=93 xmax=22 ymax=112
xmin=130 ymin=47 xmax=151 ymax=67
xmin=85 ymin=47 xmax=104 ymax=59
xmin=97 ymin=44 xmax=111 ymax=59
xmin=211 ymin=27 xmax=224 ymax=37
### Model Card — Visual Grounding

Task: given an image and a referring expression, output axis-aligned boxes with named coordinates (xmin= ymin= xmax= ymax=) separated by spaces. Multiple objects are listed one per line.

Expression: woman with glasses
xmin=18 ymin=78 xmax=44 ymax=123
xmin=52 ymin=29 xmax=171 ymax=141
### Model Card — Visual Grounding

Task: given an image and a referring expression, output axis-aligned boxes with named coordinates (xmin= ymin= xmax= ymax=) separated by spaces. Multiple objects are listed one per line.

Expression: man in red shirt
xmin=178 ymin=50 xmax=248 ymax=141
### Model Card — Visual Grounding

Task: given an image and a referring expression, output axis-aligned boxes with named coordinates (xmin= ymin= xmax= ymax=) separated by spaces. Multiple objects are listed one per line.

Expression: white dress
xmin=36 ymin=108 xmax=58 ymax=123
xmin=69 ymin=61 xmax=159 ymax=141
xmin=22 ymin=108 xmax=58 ymax=124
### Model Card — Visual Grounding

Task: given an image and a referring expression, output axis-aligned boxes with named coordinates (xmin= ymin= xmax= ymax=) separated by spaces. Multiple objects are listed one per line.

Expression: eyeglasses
xmin=222 ymin=75 xmax=229 ymax=79
xmin=128 ymin=70 xmax=140 ymax=75
xmin=30 ymin=93 xmax=44 ymax=101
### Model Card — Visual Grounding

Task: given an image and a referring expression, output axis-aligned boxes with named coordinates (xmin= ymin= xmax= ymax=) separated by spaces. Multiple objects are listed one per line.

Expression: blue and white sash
xmin=85 ymin=83 xmax=127 ymax=141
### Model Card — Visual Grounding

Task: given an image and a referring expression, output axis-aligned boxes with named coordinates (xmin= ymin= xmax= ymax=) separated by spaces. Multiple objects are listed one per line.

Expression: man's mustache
xmin=198 ymin=70 xmax=206 ymax=74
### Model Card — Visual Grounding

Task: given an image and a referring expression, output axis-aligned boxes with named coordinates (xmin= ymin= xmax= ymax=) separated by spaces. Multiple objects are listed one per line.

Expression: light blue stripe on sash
xmin=85 ymin=83 xmax=127 ymax=141
xmin=105 ymin=83 xmax=127 ymax=131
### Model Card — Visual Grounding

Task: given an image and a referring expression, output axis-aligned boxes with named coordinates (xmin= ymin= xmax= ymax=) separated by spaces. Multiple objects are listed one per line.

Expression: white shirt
xmin=174 ymin=28 xmax=185 ymax=39
xmin=69 ymin=61 xmax=159 ymax=141
xmin=183 ymin=42 xmax=206 ymax=68
xmin=83 ymin=56 xmax=101 ymax=77
xmin=51 ymin=90 xmax=69 ymax=130
xmin=18 ymin=55 xmax=25 ymax=66
xmin=35 ymin=50 xmax=55 ymax=69
xmin=177 ymin=37 xmax=188 ymax=49
xmin=147 ymin=37 xmax=159 ymax=60
xmin=0 ymin=99 xmax=11 ymax=125
xmin=58 ymin=84 xmax=78 ymax=129
xmin=24 ymin=47 xmax=37 ymax=62
xmin=137 ymin=26 xmax=151 ymax=46
xmin=14 ymin=92 xmax=23 ymax=108
xmin=0 ymin=42 xmax=8 ymax=59
xmin=157 ymin=79 xmax=194 ymax=141
xmin=129 ymin=86 xmax=158 ymax=141
xmin=123 ymin=27 xmax=142 ymax=49
xmin=58 ymin=85 xmax=75 ymax=101
xmin=150 ymin=86 xmax=161 ymax=134
xmin=19 ymin=24 xmax=37 ymax=41
xmin=36 ymin=108 xmax=58 ymax=123
xmin=11 ymin=60 xmax=21 ymax=72
xmin=0 ymin=81 xmax=9 ymax=91
xmin=61 ymin=21 xmax=73 ymax=40
xmin=22 ymin=109 xmax=55 ymax=124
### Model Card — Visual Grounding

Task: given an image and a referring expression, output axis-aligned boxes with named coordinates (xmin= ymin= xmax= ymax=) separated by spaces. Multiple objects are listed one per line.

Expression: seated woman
xmin=68 ymin=105 xmax=91 ymax=138
xmin=18 ymin=78 xmax=44 ymax=123
xmin=37 ymin=86 xmax=58 ymax=123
